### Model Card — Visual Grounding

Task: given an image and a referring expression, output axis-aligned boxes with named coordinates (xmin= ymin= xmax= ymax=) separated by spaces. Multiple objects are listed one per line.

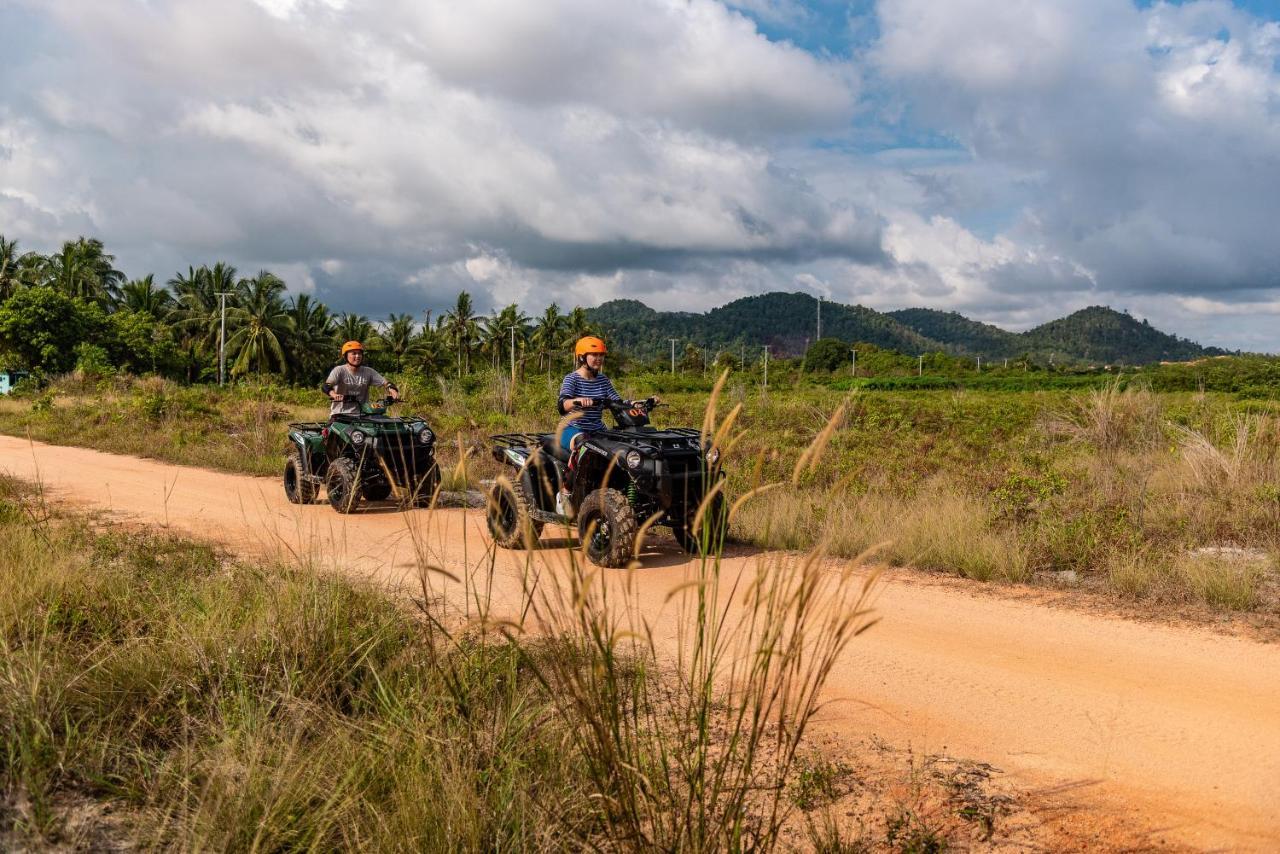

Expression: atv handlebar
xmin=571 ymin=397 xmax=661 ymax=412
xmin=341 ymin=394 xmax=400 ymax=413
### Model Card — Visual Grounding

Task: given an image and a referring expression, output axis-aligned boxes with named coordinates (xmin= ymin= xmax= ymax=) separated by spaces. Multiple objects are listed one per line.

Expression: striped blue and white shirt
xmin=558 ymin=371 xmax=623 ymax=431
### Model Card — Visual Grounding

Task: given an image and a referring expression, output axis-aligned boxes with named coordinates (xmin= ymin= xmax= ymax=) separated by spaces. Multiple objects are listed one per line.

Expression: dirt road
xmin=3 ymin=435 xmax=1277 ymax=850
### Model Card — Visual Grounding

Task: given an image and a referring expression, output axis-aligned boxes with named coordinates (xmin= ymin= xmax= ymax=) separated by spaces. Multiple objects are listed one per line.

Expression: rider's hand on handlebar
xmin=388 ymin=388 xmax=401 ymax=400
xmin=573 ymin=397 xmax=594 ymax=410
xmin=328 ymin=390 xmax=343 ymax=401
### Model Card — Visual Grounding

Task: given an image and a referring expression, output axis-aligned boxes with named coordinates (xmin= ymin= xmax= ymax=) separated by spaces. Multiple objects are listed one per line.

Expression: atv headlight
xmin=351 ymin=430 xmax=366 ymax=445
xmin=706 ymin=446 xmax=720 ymax=466
xmin=625 ymin=450 xmax=642 ymax=469
xmin=418 ymin=427 xmax=434 ymax=445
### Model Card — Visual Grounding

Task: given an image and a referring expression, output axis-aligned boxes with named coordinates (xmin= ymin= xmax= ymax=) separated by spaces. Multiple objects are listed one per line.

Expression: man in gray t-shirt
xmin=322 ymin=341 xmax=399 ymax=417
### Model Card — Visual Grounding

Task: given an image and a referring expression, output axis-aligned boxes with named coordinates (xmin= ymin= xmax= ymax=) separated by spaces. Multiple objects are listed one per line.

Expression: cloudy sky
xmin=2 ymin=0 xmax=1278 ymax=349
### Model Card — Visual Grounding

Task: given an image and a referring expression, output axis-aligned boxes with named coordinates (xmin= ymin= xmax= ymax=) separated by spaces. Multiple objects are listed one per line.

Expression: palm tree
xmin=442 ymin=291 xmax=479 ymax=376
xmin=168 ymin=266 xmax=214 ymax=380
xmin=530 ymin=303 xmax=565 ymax=378
xmin=225 ymin=271 xmax=291 ymax=377
xmin=171 ymin=262 xmax=239 ymax=352
xmin=0 ymin=236 xmax=20 ymax=301
xmin=335 ymin=312 xmax=375 ymax=345
xmin=376 ymin=313 xmax=421 ymax=373
xmin=563 ymin=306 xmax=598 ymax=373
xmin=480 ymin=303 xmax=533 ymax=376
xmin=286 ymin=293 xmax=337 ymax=381
xmin=120 ymin=274 xmax=175 ymax=318
xmin=564 ymin=306 xmax=593 ymax=342
xmin=38 ymin=237 xmax=125 ymax=305
xmin=407 ymin=321 xmax=449 ymax=377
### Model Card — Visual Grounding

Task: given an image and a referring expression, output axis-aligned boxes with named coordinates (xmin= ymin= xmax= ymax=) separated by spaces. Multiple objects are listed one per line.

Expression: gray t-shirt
xmin=325 ymin=364 xmax=389 ymax=416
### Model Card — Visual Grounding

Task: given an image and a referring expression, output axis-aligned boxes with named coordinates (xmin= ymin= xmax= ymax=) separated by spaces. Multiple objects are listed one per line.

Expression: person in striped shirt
xmin=558 ymin=335 xmax=625 ymax=453
xmin=558 ymin=335 xmax=658 ymax=499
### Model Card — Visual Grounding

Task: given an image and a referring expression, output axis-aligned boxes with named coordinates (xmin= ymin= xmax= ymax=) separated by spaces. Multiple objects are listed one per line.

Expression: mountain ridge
xmin=585 ymin=292 xmax=1228 ymax=365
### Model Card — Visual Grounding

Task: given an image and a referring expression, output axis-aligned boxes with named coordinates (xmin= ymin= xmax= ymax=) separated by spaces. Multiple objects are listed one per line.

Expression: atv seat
xmin=539 ymin=433 xmax=570 ymax=464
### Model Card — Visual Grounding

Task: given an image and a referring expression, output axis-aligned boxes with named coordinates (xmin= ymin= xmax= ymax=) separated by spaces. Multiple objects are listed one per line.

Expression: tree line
xmin=0 ymin=234 xmax=600 ymax=384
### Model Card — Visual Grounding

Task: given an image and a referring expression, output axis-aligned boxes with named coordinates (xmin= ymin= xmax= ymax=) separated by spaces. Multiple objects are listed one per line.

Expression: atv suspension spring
xmin=626 ymin=481 xmax=639 ymax=507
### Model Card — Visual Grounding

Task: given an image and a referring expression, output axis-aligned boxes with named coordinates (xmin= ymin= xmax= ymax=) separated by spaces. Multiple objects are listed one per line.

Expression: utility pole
xmin=851 ymin=347 xmax=856 ymax=377
xmin=976 ymin=355 xmax=981 ymax=372
xmin=507 ymin=325 xmax=518 ymax=387
xmin=216 ymin=291 xmax=232 ymax=386
xmin=763 ymin=345 xmax=769 ymax=392
xmin=918 ymin=354 xmax=923 ymax=377
xmin=816 ymin=294 xmax=822 ymax=341
xmin=669 ymin=339 xmax=678 ymax=375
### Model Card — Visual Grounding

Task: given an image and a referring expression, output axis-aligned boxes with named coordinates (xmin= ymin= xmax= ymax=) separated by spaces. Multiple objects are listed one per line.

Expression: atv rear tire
xmin=362 ymin=480 xmax=393 ymax=502
xmin=284 ymin=449 xmax=317 ymax=504
xmin=671 ymin=492 xmax=728 ymax=556
xmin=578 ymin=488 xmax=638 ymax=568
xmin=488 ymin=478 xmax=543 ymax=548
xmin=326 ymin=457 xmax=362 ymax=514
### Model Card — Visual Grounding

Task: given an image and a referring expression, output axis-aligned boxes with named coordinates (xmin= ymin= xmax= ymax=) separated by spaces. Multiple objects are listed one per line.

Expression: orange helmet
xmin=341 ymin=340 xmax=363 ymax=356
xmin=574 ymin=336 xmax=607 ymax=357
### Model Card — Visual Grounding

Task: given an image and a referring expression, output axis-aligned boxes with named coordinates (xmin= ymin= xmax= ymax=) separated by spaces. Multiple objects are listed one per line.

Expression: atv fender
xmin=495 ymin=446 xmax=531 ymax=468
xmin=520 ymin=450 xmax=563 ymax=513
xmin=287 ymin=429 xmax=326 ymax=480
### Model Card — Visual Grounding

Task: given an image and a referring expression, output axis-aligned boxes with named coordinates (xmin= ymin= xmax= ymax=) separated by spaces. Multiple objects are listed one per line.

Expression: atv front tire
xmin=671 ymin=492 xmax=728 ymax=556
xmin=578 ymin=488 xmax=638 ymax=568
xmin=488 ymin=478 xmax=543 ymax=548
xmin=326 ymin=457 xmax=362 ymax=514
xmin=284 ymin=449 xmax=317 ymax=504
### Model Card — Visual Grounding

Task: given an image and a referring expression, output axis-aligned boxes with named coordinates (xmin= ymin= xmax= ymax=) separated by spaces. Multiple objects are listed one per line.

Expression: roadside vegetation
xmin=0 ymin=444 xmax=1053 ymax=852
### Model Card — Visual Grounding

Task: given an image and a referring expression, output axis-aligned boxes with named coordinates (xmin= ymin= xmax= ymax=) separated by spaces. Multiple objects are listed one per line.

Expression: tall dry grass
xmin=1042 ymin=379 xmax=1165 ymax=453
xmin=410 ymin=372 xmax=883 ymax=849
xmin=733 ymin=384 xmax=1278 ymax=611
xmin=732 ymin=485 xmax=1029 ymax=583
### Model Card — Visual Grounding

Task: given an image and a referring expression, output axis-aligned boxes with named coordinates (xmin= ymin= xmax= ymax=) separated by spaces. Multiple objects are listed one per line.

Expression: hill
xmin=887 ymin=308 xmax=1025 ymax=359
xmin=1022 ymin=306 xmax=1225 ymax=365
xmin=589 ymin=293 xmax=940 ymax=360
xmin=586 ymin=293 xmax=1225 ymax=366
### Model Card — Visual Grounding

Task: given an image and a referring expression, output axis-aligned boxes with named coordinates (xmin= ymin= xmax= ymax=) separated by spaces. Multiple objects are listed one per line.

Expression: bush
xmin=73 ymin=342 xmax=114 ymax=379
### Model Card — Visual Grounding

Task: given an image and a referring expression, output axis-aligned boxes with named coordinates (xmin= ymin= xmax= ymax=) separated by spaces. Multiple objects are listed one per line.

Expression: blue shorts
xmin=560 ymin=424 xmax=587 ymax=451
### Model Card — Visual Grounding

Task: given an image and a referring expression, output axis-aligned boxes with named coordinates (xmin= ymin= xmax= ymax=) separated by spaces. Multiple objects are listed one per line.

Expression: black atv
xmin=285 ymin=396 xmax=439 ymax=513
xmin=487 ymin=398 xmax=726 ymax=567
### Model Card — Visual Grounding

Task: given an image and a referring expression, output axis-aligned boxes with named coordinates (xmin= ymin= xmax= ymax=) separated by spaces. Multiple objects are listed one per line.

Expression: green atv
xmin=284 ymin=396 xmax=440 ymax=513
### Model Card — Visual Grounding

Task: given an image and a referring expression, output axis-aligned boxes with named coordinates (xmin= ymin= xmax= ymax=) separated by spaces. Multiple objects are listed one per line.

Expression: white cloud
xmin=872 ymin=0 xmax=1280 ymax=305
xmin=1 ymin=0 xmax=1278 ymax=348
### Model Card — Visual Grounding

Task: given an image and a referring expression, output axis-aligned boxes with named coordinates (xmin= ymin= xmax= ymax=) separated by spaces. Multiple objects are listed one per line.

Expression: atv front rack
xmin=490 ymin=432 xmax=547 ymax=450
